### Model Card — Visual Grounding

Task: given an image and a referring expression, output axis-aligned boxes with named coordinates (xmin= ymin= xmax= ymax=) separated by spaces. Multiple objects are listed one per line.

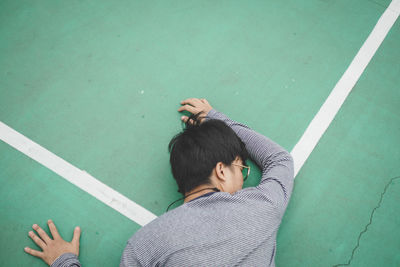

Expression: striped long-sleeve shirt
xmin=52 ymin=108 xmax=294 ymax=267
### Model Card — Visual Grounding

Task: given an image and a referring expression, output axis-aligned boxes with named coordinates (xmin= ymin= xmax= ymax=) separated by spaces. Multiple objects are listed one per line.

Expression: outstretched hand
xmin=24 ymin=220 xmax=80 ymax=266
xmin=178 ymin=98 xmax=213 ymax=124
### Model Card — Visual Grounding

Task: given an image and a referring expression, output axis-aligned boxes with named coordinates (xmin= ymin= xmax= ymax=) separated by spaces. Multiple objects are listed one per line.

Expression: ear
xmin=214 ymin=162 xmax=228 ymax=182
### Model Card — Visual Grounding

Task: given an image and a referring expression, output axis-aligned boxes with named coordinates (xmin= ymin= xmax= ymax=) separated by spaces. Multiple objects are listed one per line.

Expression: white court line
xmin=291 ymin=0 xmax=400 ymax=177
xmin=0 ymin=122 xmax=157 ymax=226
xmin=0 ymin=0 xmax=398 ymax=225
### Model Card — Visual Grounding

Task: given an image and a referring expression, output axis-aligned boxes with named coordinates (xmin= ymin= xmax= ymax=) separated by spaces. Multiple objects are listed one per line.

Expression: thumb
xmin=72 ymin=226 xmax=81 ymax=246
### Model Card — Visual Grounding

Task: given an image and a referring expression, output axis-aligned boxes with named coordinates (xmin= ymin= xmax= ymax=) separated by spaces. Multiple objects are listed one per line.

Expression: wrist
xmin=50 ymin=253 xmax=79 ymax=267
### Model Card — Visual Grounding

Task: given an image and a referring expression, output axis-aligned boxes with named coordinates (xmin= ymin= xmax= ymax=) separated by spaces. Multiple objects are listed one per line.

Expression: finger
xmin=47 ymin=219 xmax=61 ymax=240
xmin=180 ymin=98 xmax=202 ymax=107
xmin=181 ymin=116 xmax=195 ymax=125
xmin=32 ymin=224 xmax=51 ymax=244
xmin=181 ymin=116 xmax=189 ymax=122
xmin=24 ymin=247 xmax=44 ymax=259
xmin=178 ymin=104 xmax=197 ymax=114
xmin=28 ymin=231 xmax=46 ymax=249
xmin=71 ymin=226 xmax=81 ymax=246
xmin=201 ymin=99 xmax=210 ymax=105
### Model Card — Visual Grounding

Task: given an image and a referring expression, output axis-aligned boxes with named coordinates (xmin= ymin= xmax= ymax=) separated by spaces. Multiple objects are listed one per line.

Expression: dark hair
xmin=168 ymin=112 xmax=249 ymax=195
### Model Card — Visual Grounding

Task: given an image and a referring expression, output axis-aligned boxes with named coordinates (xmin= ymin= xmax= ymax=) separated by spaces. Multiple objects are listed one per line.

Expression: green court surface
xmin=0 ymin=0 xmax=399 ymax=266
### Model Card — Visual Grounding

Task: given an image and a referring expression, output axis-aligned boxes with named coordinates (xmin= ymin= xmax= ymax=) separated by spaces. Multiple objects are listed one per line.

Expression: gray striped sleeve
xmin=51 ymin=253 xmax=81 ymax=267
xmin=206 ymin=109 xmax=294 ymax=208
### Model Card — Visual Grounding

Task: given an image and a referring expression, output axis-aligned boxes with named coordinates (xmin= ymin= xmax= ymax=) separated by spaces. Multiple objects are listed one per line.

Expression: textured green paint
xmin=0 ymin=0 xmax=389 ymax=215
xmin=277 ymin=19 xmax=400 ymax=267
xmin=0 ymin=0 xmax=398 ymax=266
xmin=0 ymin=141 xmax=141 ymax=266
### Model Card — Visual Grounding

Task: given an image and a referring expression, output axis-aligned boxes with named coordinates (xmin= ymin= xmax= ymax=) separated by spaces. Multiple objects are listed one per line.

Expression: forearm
xmin=206 ymin=109 xmax=294 ymax=205
xmin=206 ymin=109 xmax=291 ymax=169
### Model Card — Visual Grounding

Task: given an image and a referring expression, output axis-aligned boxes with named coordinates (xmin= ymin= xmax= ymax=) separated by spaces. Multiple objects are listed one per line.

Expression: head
xmin=168 ymin=113 xmax=249 ymax=195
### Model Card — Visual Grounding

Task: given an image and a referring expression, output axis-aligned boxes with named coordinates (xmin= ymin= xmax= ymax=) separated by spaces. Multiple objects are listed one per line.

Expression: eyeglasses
xmin=231 ymin=163 xmax=251 ymax=181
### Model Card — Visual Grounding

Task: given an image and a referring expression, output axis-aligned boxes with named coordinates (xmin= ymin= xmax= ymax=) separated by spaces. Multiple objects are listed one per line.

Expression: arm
xmin=179 ymin=98 xmax=294 ymax=208
xmin=206 ymin=108 xmax=294 ymax=207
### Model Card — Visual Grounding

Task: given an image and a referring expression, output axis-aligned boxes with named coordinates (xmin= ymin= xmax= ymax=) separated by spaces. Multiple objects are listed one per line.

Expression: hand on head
xmin=178 ymin=98 xmax=213 ymax=124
